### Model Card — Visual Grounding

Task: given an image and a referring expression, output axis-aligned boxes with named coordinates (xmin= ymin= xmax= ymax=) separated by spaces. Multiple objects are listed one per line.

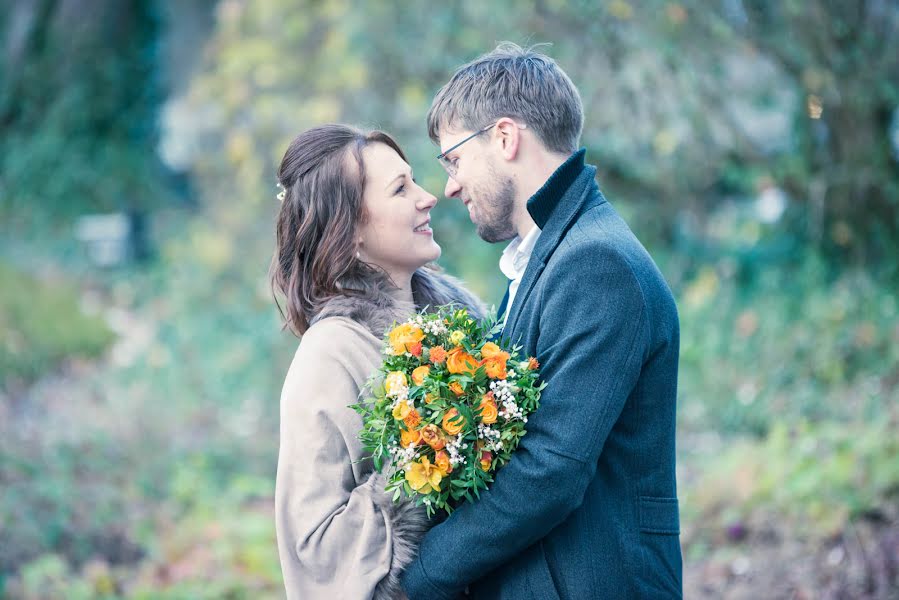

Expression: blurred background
xmin=1 ymin=1 xmax=897 ymax=598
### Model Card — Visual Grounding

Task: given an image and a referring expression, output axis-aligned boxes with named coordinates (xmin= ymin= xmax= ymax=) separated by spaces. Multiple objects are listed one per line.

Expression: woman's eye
xmin=395 ymin=183 xmax=405 ymax=195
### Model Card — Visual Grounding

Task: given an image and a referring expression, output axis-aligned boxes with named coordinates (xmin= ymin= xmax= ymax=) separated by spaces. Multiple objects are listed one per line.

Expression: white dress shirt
xmin=499 ymin=225 xmax=541 ymax=328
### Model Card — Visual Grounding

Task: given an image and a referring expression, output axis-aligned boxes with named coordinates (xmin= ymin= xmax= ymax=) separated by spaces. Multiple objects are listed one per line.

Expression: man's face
xmin=438 ymin=127 xmax=518 ymax=243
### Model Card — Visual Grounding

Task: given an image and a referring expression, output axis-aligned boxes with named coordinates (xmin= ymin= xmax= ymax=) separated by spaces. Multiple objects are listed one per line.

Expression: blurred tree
xmin=185 ymin=0 xmax=899 ymax=287
xmin=639 ymin=0 xmax=899 ymax=265
xmin=0 ymin=0 xmax=167 ymax=223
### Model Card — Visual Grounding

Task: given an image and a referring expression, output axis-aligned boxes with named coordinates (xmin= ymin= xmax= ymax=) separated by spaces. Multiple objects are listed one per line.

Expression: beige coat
xmin=275 ymin=269 xmax=484 ymax=600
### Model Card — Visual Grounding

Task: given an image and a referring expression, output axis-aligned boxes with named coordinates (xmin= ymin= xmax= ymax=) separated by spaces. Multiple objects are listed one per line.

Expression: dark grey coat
xmin=401 ymin=150 xmax=683 ymax=599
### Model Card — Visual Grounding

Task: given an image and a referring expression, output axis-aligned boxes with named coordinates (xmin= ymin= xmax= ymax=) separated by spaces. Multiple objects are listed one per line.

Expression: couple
xmin=272 ymin=43 xmax=682 ymax=600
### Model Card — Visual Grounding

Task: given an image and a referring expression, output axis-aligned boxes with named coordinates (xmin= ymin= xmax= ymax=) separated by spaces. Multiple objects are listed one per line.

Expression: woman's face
xmin=356 ymin=143 xmax=441 ymax=282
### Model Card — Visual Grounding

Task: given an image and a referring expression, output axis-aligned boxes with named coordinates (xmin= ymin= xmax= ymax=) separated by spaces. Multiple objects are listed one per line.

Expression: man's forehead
xmin=437 ymin=125 xmax=474 ymax=151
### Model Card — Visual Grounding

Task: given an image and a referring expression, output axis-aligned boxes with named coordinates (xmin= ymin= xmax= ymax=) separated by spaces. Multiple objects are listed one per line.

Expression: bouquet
xmin=351 ymin=307 xmax=545 ymax=517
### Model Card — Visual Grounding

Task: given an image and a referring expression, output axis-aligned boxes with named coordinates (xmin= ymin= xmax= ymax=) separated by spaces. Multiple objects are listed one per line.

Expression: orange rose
xmin=528 ymin=356 xmax=540 ymax=370
xmin=480 ymin=342 xmax=504 ymax=359
xmin=420 ymin=424 xmax=446 ymax=450
xmin=434 ymin=450 xmax=452 ymax=475
xmin=442 ymin=408 xmax=466 ymax=436
xmin=482 ymin=356 xmax=508 ymax=379
xmin=480 ymin=344 xmax=510 ymax=379
xmin=403 ymin=408 xmax=421 ymax=429
xmin=424 ymin=393 xmax=436 ymax=404
xmin=400 ymin=428 xmax=421 ymax=448
xmin=447 ymin=347 xmax=478 ymax=375
xmin=478 ymin=395 xmax=498 ymax=424
xmin=449 ymin=381 xmax=464 ymax=396
xmin=479 ymin=450 xmax=493 ymax=472
xmin=429 ymin=345 xmax=447 ymax=365
xmin=387 ymin=323 xmax=425 ymax=355
xmin=411 ymin=365 xmax=431 ymax=386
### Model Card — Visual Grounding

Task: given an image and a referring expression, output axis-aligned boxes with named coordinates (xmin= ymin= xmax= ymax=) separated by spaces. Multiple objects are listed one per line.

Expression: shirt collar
xmin=499 ymin=225 xmax=541 ymax=281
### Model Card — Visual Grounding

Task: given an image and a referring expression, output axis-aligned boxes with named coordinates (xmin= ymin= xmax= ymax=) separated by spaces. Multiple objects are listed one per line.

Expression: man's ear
xmin=494 ymin=117 xmax=522 ymax=161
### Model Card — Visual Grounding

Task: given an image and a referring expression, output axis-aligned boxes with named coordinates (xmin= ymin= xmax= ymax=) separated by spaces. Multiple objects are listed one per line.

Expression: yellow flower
xmin=411 ymin=365 xmax=431 ymax=386
xmin=405 ymin=456 xmax=443 ymax=494
xmin=384 ymin=371 xmax=408 ymax=396
xmin=442 ymin=408 xmax=466 ymax=436
xmin=449 ymin=381 xmax=464 ymax=396
xmin=392 ymin=400 xmax=412 ymax=420
xmin=449 ymin=330 xmax=466 ymax=346
xmin=388 ymin=323 xmax=425 ymax=355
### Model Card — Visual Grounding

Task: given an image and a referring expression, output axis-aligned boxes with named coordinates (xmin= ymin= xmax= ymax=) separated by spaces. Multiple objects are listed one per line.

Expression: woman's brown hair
xmin=270 ymin=124 xmax=407 ymax=335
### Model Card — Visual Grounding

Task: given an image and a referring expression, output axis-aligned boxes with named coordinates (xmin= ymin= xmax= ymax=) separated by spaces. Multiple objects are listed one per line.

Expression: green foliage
xmin=676 ymin=252 xmax=898 ymax=435
xmin=683 ymin=420 xmax=899 ymax=539
xmin=0 ymin=1 xmax=169 ymax=222
xmin=0 ymin=262 xmax=114 ymax=385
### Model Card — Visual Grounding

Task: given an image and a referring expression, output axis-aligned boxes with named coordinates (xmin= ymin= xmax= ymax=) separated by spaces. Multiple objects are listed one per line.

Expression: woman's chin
xmin=411 ymin=245 xmax=441 ymax=270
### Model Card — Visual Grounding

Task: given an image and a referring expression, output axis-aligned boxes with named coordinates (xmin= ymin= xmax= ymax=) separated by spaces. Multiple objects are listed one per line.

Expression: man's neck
xmin=513 ymin=152 xmax=569 ymax=238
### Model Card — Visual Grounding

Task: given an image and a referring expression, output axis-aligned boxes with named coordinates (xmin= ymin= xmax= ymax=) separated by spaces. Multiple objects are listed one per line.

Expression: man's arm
xmin=401 ymin=242 xmax=648 ymax=600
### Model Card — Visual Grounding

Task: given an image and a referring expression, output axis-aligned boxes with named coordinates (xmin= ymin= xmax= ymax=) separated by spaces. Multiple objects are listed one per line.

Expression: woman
xmin=270 ymin=124 xmax=484 ymax=599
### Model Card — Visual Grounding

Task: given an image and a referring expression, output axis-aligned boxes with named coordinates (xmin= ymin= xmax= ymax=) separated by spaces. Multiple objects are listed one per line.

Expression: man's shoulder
xmin=545 ymin=202 xmax=673 ymax=302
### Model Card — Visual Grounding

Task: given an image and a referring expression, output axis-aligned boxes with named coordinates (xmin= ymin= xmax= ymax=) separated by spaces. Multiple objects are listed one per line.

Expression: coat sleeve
xmin=276 ymin=321 xmax=429 ymax=600
xmin=400 ymin=242 xmax=649 ymax=600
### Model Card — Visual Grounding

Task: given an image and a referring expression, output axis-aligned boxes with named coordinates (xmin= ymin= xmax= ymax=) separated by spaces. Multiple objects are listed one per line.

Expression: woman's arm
xmin=275 ymin=320 xmax=429 ymax=600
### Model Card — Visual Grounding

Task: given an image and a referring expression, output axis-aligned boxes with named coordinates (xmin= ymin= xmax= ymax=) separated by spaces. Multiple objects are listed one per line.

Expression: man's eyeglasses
xmin=436 ymin=122 xmax=497 ymax=177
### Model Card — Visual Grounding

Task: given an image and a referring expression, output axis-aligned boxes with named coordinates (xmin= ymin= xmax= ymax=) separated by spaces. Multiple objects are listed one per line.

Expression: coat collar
xmin=526 ymin=148 xmax=587 ymax=230
xmin=310 ymin=268 xmax=485 ymax=339
xmin=504 ymin=149 xmax=604 ymax=335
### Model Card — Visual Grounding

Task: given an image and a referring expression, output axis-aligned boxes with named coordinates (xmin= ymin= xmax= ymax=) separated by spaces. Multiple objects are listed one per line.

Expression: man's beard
xmin=474 ymin=171 xmax=517 ymax=243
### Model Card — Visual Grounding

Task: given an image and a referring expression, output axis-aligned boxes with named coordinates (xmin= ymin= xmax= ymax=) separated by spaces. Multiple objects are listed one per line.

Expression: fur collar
xmin=310 ymin=267 xmax=486 ymax=339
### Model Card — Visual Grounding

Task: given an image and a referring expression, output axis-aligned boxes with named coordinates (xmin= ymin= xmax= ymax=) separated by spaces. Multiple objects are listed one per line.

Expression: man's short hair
xmin=427 ymin=42 xmax=584 ymax=154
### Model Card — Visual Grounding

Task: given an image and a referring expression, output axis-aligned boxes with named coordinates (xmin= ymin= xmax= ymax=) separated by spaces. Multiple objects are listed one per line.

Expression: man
xmin=400 ymin=43 xmax=683 ymax=599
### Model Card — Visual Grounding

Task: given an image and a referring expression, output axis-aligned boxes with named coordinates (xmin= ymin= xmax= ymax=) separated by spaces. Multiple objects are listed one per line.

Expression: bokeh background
xmin=1 ymin=1 xmax=898 ymax=598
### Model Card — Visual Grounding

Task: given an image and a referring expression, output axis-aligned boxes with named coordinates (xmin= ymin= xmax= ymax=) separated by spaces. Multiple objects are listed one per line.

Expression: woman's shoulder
xmin=299 ymin=315 xmax=385 ymax=357
xmin=286 ymin=316 xmax=382 ymax=386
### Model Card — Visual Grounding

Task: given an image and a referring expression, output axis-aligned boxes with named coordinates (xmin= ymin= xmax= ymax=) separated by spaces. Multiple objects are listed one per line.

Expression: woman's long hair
xmin=270 ymin=124 xmax=406 ymax=335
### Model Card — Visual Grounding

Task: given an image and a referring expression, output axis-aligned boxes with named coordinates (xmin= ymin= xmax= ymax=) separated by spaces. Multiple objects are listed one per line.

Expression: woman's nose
xmin=418 ymin=189 xmax=438 ymax=210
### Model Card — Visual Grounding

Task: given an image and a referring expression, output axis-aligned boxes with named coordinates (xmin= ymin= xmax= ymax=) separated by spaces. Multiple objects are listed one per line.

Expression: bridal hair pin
xmin=276 ymin=181 xmax=286 ymax=202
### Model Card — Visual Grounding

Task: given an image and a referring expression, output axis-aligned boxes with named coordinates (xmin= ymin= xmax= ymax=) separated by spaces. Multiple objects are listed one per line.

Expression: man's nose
xmin=444 ymin=176 xmax=461 ymax=199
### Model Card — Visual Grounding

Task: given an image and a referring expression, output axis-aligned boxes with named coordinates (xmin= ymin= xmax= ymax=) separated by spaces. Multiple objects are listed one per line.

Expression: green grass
xmin=0 ymin=262 xmax=114 ymax=385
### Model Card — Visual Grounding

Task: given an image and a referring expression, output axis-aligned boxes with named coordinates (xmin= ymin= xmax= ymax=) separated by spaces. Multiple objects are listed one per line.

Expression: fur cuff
xmin=366 ymin=471 xmax=432 ymax=600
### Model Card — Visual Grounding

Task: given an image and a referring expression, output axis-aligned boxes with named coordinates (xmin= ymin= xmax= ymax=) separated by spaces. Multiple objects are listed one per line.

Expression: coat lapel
xmin=503 ymin=164 xmax=601 ymax=337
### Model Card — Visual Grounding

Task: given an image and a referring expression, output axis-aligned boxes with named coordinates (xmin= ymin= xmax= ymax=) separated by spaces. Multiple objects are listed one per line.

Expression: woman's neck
xmin=379 ymin=265 xmax=415 ymax=306
xmin=390 ymin=274 xmax=415 ymax=306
